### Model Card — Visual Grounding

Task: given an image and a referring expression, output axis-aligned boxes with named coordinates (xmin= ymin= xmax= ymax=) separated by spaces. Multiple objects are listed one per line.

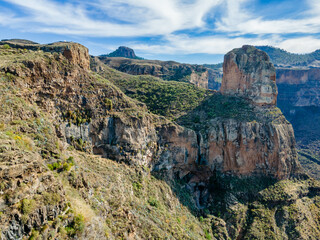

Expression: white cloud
xmin=0 ymin=0 xmax=320 ymax=55
xmin=0 ymin=0 xmax=222 ymax=37
xmin=130 ymin=35 xmax=320 ymax=55
xmin=216 ymin=0 xmax=320 ymax=35
xmin=277 ymin=37 xmax=320 ymax=53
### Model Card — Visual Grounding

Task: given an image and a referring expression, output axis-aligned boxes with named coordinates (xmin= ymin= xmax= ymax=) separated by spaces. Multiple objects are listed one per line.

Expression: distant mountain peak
xmin=103 ymin=46 xmax=143 ymax=59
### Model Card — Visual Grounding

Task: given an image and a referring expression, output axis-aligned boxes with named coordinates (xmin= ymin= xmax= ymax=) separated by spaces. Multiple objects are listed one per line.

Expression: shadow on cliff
xmin=151 ymin=168 xmax=278 ymax=219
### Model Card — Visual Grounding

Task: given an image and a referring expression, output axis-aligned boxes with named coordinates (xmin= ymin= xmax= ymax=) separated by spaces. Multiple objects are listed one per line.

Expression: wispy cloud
xmin=0 ymin=0 xmax=320 ymax=55
xmin=0 ymin=0 xmax=222 ymax=36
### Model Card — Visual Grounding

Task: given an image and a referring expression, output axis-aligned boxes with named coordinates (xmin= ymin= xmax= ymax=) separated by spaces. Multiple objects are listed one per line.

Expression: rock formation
xmin=175 ymin=46 xmax=302 ymax=180
xmin=104 ymin=46 xmax=140 ymax=59
xmin=1 ymin=42 xmax=299 ymax=181
xmin=221 ymin=45 xmax=278 ymax=105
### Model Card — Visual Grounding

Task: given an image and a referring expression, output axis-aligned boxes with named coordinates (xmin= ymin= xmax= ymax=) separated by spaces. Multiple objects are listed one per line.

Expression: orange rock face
xmin=221 ymin=45 xmax=278 ymax=106
xmin=61 ymin=44 xmax=90 ymax=70
xmin=202 ymin=118 xmax=300 ymax=179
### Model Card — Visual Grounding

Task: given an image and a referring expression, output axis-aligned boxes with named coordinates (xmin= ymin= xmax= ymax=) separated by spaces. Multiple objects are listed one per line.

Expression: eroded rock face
xmin=202 ymin=118 xmax=299 ymax=179
xmin=221 ymin=45 xmax=278 ymax=105
xmin=58 ymin=43 xmax=90 ymax=70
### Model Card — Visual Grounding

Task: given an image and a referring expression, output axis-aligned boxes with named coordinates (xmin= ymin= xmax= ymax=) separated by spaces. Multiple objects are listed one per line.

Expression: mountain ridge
xmin=0 ymin=40 xmax=320 ymax=240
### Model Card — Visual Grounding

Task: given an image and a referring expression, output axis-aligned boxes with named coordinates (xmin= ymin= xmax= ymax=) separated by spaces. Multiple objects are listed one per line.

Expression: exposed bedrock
xmin=221 ymin=45 xmax=278 ymax=105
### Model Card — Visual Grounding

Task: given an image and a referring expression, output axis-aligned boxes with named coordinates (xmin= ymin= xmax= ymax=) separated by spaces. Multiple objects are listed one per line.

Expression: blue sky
xmin=0 ymin=0 xmax=320 ymax=63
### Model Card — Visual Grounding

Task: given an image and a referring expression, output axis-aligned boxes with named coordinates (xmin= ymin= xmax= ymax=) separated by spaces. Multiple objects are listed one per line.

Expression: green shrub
xmin=148 ymin=197 xmax=159 ymax=208
xmin=3 ymin=44 xmax=11 ymax=49
xmin=104 ymin=98 xmax=113 ymax=110
xmin=47 ymin=164 xmax=54 ymax=171
xmin=63 ymin=162 xmax=72 ymax=171
xmin=66 ymin=156 xmax=75 ymax=164
xmin=29 ymin=229 xmax=39 ymax=240
xmin=20 ymin=199 xmax=36 ymax=215
xmin=52 ymin=161 xmax=61 ymax=170
xmin=204 ymin=229 xmax=212 ymax=240
xmin=43 ymin=192 xmax=61 ymax=205
xmin=66 ymin=214 xmax=85 ymax=236
xmin=132 ymin=181 xmax=143 ymax=196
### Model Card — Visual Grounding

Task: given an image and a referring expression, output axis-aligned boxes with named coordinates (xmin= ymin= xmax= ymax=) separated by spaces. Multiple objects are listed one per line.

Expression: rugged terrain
xmin=0 ymin=40 xmax=319 ymax=239
xmin=98 ymin=47 xmax=222 ymax=90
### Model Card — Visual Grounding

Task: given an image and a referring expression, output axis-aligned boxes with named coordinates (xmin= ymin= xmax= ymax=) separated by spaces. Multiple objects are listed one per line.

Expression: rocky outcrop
xmin=0 ymin=137 xmax=67 ymax=240
xmin=87 ymin=46 xmax=301 ymax=180
xmin=201 ymin=117 xmax=298 ymax=179
xmin=221 ymin=45 xmax=278 ymax=105
xmin=104 ymin=46 xmax=140 ymax=59
xmin=173 ymin=46 xmax=302 ymax=181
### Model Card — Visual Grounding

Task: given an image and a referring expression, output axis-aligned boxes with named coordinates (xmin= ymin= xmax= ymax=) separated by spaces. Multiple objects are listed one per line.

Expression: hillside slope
xmin=0 ymin=41 xmax=320 ymax=240
xmin=0 ymin=41 xmax=215 ymax=239
xmin=97 ymin=55 xmax=222 ymax=90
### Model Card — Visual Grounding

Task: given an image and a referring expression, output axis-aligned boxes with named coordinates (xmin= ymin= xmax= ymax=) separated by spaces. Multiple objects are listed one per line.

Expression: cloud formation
xmin=0 ymin=0 xmax=320 ymax=55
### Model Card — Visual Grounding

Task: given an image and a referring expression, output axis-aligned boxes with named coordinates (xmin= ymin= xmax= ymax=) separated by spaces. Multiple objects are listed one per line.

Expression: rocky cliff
xmin=221 ymin=45 xmax=277 ymax=105
xmin=0 ymin=39 xmax=90 ymax=70
xmin=0 ymin=41 xmax=317 ymax=240
xmin=0 ymin=41 xmax=300 ymax=181
xmin=93 ymin=45 xmax=302 ymax=181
